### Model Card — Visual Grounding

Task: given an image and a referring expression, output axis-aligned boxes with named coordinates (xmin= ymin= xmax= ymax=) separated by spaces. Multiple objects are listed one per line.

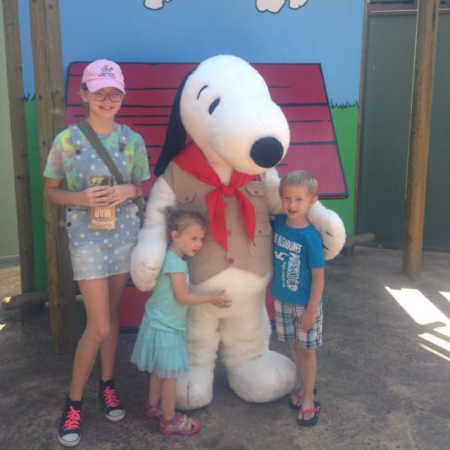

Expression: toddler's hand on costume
xmin=79 ymin=186 xmax=113 ymax=207
xmin=300 ymin=309 xmax=316 ymax=331
xmin=210 ymin=290 xmax=231 ymax=308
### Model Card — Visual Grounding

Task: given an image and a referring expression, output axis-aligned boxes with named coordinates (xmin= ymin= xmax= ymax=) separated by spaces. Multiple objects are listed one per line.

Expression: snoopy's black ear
xmin=154 ymin=72 xmax=192 ymax=176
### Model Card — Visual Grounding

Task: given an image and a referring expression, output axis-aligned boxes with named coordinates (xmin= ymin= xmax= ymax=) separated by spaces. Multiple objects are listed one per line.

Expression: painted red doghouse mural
xmin=66 ymin=61 xmax=347 ymax=328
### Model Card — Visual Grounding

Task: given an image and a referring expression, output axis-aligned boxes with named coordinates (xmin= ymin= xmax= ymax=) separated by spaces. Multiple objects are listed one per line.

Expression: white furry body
xmin=179 ymin=268 xmax=296 ymax=408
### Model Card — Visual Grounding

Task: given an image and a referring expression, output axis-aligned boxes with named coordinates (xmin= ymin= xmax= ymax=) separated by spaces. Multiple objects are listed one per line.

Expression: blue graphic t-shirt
xmin=270 ymin=215 xmax=325 ymax=305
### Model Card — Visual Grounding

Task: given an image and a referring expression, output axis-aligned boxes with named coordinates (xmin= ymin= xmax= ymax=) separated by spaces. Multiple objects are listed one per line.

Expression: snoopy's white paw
xmin=130 ymin=263 xmax=160 ymax=292
xmin=321 ymin=224 xmax=346 ymax=260
xmin=130 ymin=247 xmax=164 ymax=292
xmin=176 ymin=366 xmax=214 ymax=410
xmin=308 ymin=201 xmax=346 ymax=260
xmin=227 ymin=351 xmax=296 ymax=403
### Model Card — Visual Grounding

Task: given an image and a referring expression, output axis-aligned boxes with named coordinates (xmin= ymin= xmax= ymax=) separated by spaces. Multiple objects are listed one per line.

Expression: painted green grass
xmin=324 ymin=104 xmax=359 ymax=237
xmin=25 ymin=98 xmax=47 ymax=290
xmin=24 ymin=101 xmax=358 ymax=287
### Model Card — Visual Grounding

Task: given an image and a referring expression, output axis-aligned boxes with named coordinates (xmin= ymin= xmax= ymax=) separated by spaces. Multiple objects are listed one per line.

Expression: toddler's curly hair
xmin=166 ymin=207 xmax=208 ymax=237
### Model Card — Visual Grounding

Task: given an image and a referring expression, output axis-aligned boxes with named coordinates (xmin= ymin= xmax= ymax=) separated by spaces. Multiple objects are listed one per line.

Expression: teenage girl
xmin=131 ymin=208 xmax=231 ymax=435
xmin=43 ymin=59 xmax=150 ymax=447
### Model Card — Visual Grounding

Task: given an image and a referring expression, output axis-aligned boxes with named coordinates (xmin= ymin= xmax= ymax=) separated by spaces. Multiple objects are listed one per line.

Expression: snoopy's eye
xmin=208 ymin=98 xmax=220 ymax=115
xmin=197 ymin=85 xmax=208 ymax=99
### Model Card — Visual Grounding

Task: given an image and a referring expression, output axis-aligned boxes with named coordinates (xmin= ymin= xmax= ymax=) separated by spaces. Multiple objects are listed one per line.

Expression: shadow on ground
xmin=0 ymin=247 xmax=449 ymax=450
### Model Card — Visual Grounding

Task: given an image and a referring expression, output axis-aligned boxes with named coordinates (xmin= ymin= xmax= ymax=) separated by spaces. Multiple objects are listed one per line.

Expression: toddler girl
xmin=131 ymin=208 xmax=231 ymax=435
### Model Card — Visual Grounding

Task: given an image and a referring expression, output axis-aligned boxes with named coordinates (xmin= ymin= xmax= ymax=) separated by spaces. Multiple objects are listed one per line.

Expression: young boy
xmin=271 ymin=170 xmax=325 ymax=427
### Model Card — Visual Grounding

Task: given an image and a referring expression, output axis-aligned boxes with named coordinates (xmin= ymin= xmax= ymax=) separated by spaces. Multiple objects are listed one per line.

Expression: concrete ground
xmin=0 ymin=247 xmax=449 ymax=450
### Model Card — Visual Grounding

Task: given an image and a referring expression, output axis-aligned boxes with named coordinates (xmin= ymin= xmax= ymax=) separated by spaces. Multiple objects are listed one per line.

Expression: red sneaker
xmin=57 ymin=397 xmax=82 ymax=447
xmin=99 ymin=379 xmax=126 ymax=422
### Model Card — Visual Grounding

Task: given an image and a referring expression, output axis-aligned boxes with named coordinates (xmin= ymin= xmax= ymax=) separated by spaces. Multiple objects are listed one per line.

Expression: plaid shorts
xmin=274 ymin=299 xmax=323 ymax=349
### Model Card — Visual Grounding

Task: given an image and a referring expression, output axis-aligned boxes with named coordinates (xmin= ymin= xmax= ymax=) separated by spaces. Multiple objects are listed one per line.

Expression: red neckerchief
xmin=174 ymin=142 xmax=257 ymax=250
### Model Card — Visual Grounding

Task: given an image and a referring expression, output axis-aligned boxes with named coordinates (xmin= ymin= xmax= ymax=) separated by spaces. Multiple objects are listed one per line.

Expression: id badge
xmin=89 ymin=176 xmax=116 ymax=230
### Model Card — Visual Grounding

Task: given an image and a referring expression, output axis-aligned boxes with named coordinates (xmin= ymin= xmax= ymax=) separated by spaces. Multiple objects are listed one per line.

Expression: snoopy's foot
xmin=175 ymin=366 xmax=214 ymax=410
xmin=227 ymin=351 xmax=296 ymax=403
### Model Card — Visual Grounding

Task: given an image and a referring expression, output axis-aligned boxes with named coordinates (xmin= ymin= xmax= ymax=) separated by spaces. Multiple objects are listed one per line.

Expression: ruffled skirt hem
xmin=131 ymin=320 xmax=189 ymax=378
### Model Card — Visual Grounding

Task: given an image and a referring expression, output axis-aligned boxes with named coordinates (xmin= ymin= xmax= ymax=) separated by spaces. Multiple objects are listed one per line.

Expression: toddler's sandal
xmin=297 ymin=401 xmax=321 ymax=427
xmin=144 ymin=402 xmax=162 ymax=419
xmin=160 ymin=412 xmax=201 ymax=436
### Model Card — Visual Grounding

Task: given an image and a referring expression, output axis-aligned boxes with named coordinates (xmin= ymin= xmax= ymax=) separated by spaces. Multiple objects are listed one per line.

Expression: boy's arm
xmin=169 ymin=273 xmax=231 ymax=308
xmin=300 ymin=267 xmax=325 ymax=331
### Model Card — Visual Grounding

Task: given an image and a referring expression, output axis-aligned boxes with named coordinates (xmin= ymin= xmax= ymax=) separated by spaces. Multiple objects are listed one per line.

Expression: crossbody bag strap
xmin=78 ymin=121 xmax=124 ymax=184
xmin=78 ymin=120 xmax=146 ymax=226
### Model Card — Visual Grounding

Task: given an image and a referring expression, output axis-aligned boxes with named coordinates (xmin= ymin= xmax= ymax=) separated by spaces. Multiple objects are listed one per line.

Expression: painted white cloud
xmin=144 ymin=0 xmax=171 ymax=10
xmin=289 ymin=0 xmax=309 ymax=9
xmin=144 ymin=0 xmax=309 ymax=13
xmin=257 ymin=0 xmax=309 ymax=13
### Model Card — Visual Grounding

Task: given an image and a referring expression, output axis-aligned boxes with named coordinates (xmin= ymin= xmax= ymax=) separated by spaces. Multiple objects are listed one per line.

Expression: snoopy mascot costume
xmin=131 ymin=55 xmax=346 ymax=410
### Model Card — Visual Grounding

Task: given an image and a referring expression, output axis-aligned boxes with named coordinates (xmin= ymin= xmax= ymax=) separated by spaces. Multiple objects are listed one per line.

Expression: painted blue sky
xmin=18 ymin=0 xmax=364 ymax=104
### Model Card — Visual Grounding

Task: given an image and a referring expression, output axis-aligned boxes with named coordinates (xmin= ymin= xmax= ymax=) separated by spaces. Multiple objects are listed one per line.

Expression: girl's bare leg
xmin=161 ymin=378 xmax=177 ymax=420
xmin=99 ymin=272 xmax=129 ymax=381
xmin=149 ymin=372 xmax=164 ymax=407
xmin=69 ymin=278 xmax=110 ymax=400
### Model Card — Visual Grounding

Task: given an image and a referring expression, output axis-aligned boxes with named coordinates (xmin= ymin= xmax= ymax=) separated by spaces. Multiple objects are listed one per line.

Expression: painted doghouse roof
xmin=66 ymin=62 xmax=347 ymax=199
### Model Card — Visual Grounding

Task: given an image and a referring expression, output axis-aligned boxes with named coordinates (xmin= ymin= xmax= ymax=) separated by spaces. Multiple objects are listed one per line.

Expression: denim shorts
xmin=66 ymin=201 xmax=140 ymax=280
xmin=70 ymin=239 xmax=136 ymax=280
xmin=274 ymin=299 xmax=323 ymax=349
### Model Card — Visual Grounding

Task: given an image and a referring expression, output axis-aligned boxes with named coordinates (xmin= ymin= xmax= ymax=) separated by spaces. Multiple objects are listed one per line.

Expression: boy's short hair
xmin=279 ymin=170 xmax=318 ymax=197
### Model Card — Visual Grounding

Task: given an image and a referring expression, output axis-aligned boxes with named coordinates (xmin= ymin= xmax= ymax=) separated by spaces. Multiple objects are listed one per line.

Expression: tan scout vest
xmin=163 ymin=162 xmax=272 ymax=284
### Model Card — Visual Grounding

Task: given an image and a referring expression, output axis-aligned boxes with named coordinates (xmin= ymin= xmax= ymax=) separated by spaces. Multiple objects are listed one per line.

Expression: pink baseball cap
xmin=81 ymin=59 xmax=125 ymax=94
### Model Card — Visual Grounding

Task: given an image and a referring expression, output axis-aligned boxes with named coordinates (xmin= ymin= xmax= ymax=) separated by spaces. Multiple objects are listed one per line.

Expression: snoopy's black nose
xmin=250 ymin=137 xmax=284 ymax=168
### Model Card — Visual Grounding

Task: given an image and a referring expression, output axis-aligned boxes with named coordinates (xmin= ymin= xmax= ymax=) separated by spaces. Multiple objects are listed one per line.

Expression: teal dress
xmin=131 ymin=250 xmax=190 ymax=378
xmin=43 ymin=123 xmax=150 ymax=280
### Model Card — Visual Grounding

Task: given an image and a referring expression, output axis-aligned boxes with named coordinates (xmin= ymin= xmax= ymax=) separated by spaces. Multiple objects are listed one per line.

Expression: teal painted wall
xmin=0 ymin=6 xmax=19 ymax=263
xmin=358 ymin=10 xmax=450 ymax=251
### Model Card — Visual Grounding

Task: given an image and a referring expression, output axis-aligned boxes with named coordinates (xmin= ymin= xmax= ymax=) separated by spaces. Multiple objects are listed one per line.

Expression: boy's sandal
xmin=289 ymin=387 xmax=318 ymax=409
xmin=289 ymin=391 xmax=303 ymax=409
xmin=297 ymin=401 xmax=321 ymax=427
xmin=144 ymin=402 xmax=162 ymax=419
xmin=160 ymin=412 xmax=201 ymax=436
